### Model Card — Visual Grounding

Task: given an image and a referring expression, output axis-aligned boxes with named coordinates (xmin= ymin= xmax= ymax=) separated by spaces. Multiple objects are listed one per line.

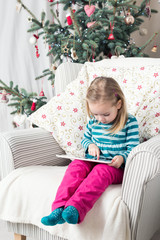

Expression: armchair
xmin=0 ymin=58 xmax=160 ymax=240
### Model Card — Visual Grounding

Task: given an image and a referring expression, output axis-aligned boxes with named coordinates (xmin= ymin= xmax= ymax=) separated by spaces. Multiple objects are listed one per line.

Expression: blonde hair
xmin=86 ymin=77 xmax=128 ymax=134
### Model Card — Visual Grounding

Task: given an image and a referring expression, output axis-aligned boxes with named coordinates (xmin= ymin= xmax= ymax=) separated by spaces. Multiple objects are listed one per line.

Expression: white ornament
xmin=139 ymin=28 xmax=148 ymax=36
xmin=29 ymin=36 xmax=37 ymax=45
xmin=71 ymin=48 xmax=78 ymax=60
xmin=16 ymin=3 xmax=22 ymax=13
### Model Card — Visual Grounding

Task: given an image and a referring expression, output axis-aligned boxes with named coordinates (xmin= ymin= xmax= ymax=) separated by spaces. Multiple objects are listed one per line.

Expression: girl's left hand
xmin=108 ymin=155 xmax=124 ymax=169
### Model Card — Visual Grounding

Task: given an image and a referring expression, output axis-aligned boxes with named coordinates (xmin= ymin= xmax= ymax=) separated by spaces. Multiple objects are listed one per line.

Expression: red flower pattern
xmin=153 ymin=73 xmax=159 ymax=78
xmin=61 ymin=122 xmax=66 ymax=126
xmin=137 ymin=85 xmax=142 ymax=90
xmin=80 ymin=80 xmax=84 ymax=84
xmin=73 ymin=108 xmax=78 ymax=113
xmin=143 ymin=106 xmax=147 ymax=110
xmin=79 ymin=126 xmax=83 ymax=131
xmin=112 ymin=68 xmax=116 ymax=72
xmin=140 ymin=67 xmax=145 ymax=70
xmin=57 ymin=106 xmax=62 ymax=110
xmin=67 ymin=142 xmax=72 ymax=146
xmin=42 ymin=114 xmax=46 ymax=119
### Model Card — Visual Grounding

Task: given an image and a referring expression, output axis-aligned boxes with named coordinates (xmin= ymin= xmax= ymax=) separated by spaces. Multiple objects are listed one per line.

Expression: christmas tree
xmin=17 ymin=0 xmax=157 ymax=85
xmin=0 ymin=0 xmax=158 ymax=117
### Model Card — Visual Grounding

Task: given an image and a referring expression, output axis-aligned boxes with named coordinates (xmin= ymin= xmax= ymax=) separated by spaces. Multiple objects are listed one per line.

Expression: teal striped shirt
xmin=81 ymin=114 xmax=139 ymax=164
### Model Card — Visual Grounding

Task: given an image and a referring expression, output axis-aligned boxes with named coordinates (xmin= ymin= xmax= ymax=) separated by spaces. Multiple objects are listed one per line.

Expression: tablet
xmin=56 ymin=154 xmax=112 ymax=164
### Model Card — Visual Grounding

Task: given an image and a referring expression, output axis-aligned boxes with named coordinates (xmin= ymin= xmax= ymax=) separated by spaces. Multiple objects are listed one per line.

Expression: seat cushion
xmin=0 ymin=165 xmax=130 ymax=240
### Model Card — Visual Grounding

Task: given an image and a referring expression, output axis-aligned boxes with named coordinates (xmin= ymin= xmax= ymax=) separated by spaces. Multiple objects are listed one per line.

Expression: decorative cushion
xmin=28 ymin=58 xmax=160 ymax=156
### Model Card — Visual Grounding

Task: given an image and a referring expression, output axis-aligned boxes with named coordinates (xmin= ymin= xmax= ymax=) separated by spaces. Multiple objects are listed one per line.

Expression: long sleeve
xmin=81 ymin=120 xmax=94 ymax=151
xmin=119 ymin=116 xmax=139 ymax=163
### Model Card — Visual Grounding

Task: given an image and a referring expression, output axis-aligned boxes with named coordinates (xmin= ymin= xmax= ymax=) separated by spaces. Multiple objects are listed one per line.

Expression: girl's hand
xmin=88 ymin=144 xmax=100 ymax=160
xmin=108 ymin=155 xmax=124 ymax=169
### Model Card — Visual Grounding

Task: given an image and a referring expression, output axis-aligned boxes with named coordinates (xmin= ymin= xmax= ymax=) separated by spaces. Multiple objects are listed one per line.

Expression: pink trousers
xmin=51 ymin=160 xmax=124 ymax=223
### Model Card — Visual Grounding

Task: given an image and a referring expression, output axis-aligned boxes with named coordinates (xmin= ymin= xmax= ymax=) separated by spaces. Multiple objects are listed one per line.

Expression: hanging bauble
xmin=50 ymin=64 xmax=57 ymax=72
xmin=108 ymin=33 xmax=115 ymax=40
xmin=39 ymin=90 xmax=45 ymax=96
xmin=84 ymin=5 xmax=96 ymax=17
xmin=145 ymin=3 xmax=151 ymax=18
xmin=66 ymin=14 xmax=73 ymax=25
xmin=151 ymin=45 xmax=157 ymax=52
xmin=16 ymin=2 xmax=22 ymax=13
xmin=87 ymin=21 xmax=96 ymax=28
xmin=31 ymin=99 xmax=37 ymax=111
xmin=29 ymin=36 xmax=37 ymax=45
xmin=48 ymin=0 xmax=53 ymax=2
xmin=0 ymin=90 xmax=9 ymax=103
xmin=139 ymin=28 xmax=148 ymax=36
xmin=71 ymin=48 xmax=78 ymax=60
xmin=125 ymin=13 xmax=135 ymax=25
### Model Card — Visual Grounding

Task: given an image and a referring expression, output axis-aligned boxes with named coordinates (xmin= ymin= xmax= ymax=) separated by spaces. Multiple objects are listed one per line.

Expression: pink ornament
xmin=66 ymin=14 xmax=72 ymax=25
xmin=0 ymin=90 xmax=9 ymax=103
xmin=84 ymin=5 xmax=95 ymax=17
xmin=87 ymin=21 xmax=96 ymax=28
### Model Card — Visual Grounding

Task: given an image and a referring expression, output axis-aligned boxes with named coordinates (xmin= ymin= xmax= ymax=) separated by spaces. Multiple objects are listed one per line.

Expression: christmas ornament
xmin=108 ymin=22 xmax=115 ymax=40
xmin=71 ymin=48 xmax=78 ymax=60
xmin=13 ymin=113 xmax=27 ymax=126
xmin=0 ymin=90 xmax=9 ymax=103
xmin=145 ymin=2 xmax=151 ymax=18
xmin=48 ymin=0 xmax=53 ymax=2
xmin=29 ymin=36 xmax=37 ymax=45
xmin=39 ymin=80 xmax=45 ymax=96
xmin=66 ymin=14 xmax=73 ymax=25
xmin=62 ymin=45 xmax=69 ymax=54
xmin=35 ymin=45 xmax=40 ymax=58
xmin=16 ymin=2 xmax=22 ymax=13
xmin=151 ymin=45 xmax=157 ymax=52
xmin=50 ymin=64 xmax=57 ymax=72
xmin=125 ymin=12 xmax=135 ymax=25
xmin=84 ymin=5 xmax=96 ymax=17
xmin=139 ymin=28 xmax=148 ymax=36
xmin=87 ymin=21 xmax=96 ymax=28
xmin=31 ymin=99 xmax=37 ymax=111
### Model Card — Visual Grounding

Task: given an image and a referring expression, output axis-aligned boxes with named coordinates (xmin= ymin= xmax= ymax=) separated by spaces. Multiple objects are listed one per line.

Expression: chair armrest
xmin=122 ymin=134 xmax=160 ymax=240
xmin=0 ymin=128 xmax=69 ymax=179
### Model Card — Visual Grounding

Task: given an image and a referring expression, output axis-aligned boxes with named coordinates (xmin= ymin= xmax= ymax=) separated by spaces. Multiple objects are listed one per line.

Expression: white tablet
xmin=56 ymin=154 xmax=112 ymax=164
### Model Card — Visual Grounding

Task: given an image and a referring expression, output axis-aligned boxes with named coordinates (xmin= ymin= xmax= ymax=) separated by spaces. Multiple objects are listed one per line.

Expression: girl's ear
xmin=117 ymin=100 xmax=122 ymax=109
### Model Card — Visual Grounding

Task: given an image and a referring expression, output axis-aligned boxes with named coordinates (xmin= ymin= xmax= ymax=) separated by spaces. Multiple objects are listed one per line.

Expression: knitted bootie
xmin=41 ymin=207 xmax=65 ymax=226
xmin=62 ymin=206 xmax=79 ymax=224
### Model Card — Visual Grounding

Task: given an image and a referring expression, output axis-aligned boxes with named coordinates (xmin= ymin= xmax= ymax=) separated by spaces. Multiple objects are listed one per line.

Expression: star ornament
xmin=62 ymin=45 xmax=69 ymax=53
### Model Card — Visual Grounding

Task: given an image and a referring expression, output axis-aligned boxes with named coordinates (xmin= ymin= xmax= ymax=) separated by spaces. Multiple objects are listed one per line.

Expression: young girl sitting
xmin=41 ymin=76 xmax=139 ymax=226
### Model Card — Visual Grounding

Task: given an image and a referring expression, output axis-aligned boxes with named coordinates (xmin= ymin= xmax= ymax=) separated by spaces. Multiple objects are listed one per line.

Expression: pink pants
xmin=52 ymin=160 xmax=124 ymax=223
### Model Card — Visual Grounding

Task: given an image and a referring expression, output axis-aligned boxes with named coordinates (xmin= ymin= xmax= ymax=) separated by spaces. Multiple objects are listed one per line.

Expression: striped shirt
xmin=81 ymin=114 xmax=139 ymax=164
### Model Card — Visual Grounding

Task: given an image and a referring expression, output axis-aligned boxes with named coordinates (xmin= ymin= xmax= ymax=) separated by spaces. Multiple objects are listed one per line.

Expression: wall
xmin=132 ymin=0 xmax=160 ymax=58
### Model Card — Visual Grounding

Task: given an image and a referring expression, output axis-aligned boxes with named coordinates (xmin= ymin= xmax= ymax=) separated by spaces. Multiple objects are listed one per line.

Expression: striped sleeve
xmin=120 ymin=115 xmax=139 ymax=163
xmin=81 ymin=119 xmax=94 ymax=151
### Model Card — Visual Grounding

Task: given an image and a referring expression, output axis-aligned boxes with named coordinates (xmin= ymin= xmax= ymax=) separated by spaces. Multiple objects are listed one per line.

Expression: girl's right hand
xmin=88 ymin=144 xmax=100 ymax=160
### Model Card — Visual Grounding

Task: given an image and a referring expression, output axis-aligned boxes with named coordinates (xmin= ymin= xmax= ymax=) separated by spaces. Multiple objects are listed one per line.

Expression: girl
xmin=41 ymin=77 xmax=139 ymax=226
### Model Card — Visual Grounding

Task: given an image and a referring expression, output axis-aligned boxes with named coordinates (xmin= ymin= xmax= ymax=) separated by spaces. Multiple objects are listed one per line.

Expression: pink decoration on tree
xmin=84 ymin=5 xmax=95 ymax=17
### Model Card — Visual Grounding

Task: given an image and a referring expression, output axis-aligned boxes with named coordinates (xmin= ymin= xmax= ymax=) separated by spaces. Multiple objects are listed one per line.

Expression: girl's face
xmin=88 ymin=100 xmax=121 ymax=124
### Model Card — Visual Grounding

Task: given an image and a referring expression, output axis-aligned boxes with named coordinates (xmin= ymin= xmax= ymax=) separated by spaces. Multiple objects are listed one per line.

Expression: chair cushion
xmin=28 ymin=58 xmax=160 ymax=156
xmin=0 ymin=165 xmax=130 ymax=240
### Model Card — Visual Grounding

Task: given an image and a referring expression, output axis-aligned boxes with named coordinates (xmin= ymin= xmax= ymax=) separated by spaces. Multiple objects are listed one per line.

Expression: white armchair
xmin=0 ymin=59 xmax=160 ymax=240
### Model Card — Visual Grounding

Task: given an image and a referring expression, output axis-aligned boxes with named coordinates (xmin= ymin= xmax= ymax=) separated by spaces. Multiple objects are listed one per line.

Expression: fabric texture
xmin=0 ymin=165 xmax=130 ymax=240
xmin=51 ymin=160 xmax=124 ymax=223
xmin=81 ymin=114 xmax=139 ymax=164
xmin=28 ymin=58 xmax=160 ymax=157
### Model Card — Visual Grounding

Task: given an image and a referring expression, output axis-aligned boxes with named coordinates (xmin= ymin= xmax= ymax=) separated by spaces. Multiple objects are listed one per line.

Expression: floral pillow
xmin=28 ymin=58 xmax=160 ymax=156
